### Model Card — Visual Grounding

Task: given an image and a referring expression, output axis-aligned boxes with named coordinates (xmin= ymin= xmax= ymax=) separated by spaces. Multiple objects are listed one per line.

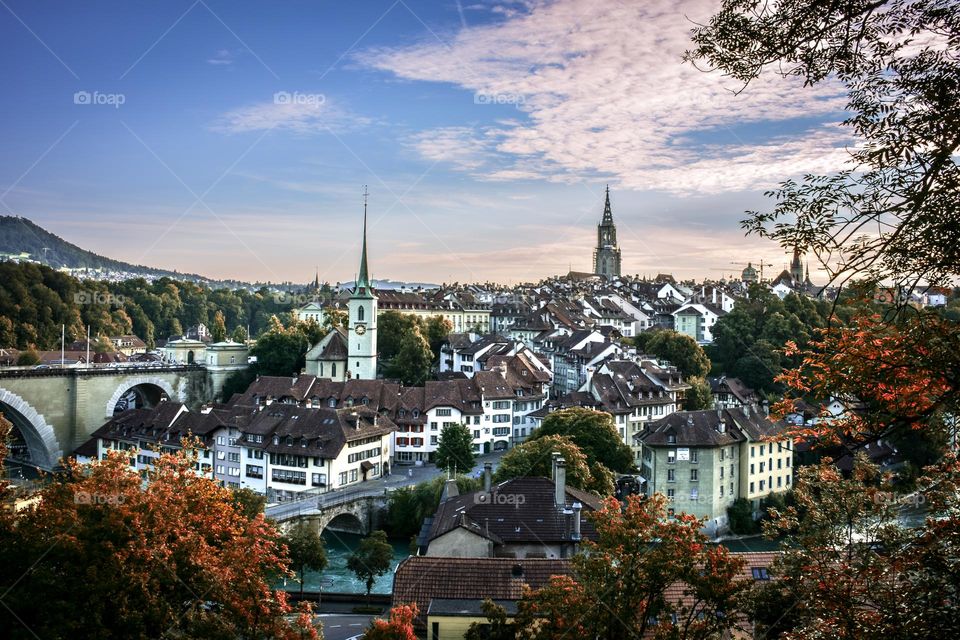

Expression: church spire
xmin=355 ymin=185 xmax=372 ymax=295
xmin=602 ymin=184 xmax=613 ymax=223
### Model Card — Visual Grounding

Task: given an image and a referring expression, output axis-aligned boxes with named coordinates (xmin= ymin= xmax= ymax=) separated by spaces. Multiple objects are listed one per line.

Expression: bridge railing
xmin=265 ymin=482 xmax=415 ymax=521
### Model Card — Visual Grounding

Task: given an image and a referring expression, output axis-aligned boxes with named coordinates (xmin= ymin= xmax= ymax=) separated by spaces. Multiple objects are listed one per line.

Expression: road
xmin=314 ymin=614 xmax=372 ymax=640
xmin=266 ymin=451 xmax=505 ymax=520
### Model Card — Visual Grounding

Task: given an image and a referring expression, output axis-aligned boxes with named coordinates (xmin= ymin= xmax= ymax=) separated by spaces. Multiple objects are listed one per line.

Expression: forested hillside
xmin=0 ymin=262 xmax=302 ymax=349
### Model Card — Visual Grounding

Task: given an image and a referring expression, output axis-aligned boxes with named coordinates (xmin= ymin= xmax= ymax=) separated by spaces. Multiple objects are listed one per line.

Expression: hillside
xmin=0 ymin=215 xmax=206 ymax=279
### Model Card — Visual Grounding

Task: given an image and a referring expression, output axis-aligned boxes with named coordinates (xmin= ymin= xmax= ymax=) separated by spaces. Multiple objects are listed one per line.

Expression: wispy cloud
xmin=358 ymin=0 xmax=852 ymax=194
xmin=211 ymin=95 xmax=369 ymax=134
xmin=206 ymin=48 xmax=238 ymax=65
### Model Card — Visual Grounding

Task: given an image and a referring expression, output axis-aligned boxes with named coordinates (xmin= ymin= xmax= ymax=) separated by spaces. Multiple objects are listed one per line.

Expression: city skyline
xmin=0 ymin=0 xmax=848 ymax=283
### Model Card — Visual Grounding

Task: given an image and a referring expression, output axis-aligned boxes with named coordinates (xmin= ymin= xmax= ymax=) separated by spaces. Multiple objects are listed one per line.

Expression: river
xmin=280 ymin=530 xmax=411 ymax=595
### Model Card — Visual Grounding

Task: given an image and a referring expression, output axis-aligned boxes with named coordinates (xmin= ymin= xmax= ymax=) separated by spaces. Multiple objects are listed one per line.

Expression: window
xmin=752 ymin=568 xmax=770 ymax=580
xmin=690 ymin=488 xmax=698 ymax=500
xmin=331 ymin=363 xmax=337 ymax=377
xmin=666 ymin=488 xmax=675 ymax=499
xmin=667 ymin=469 xmax=675 ymax=482
xmin=217 ymin=436 xmax=225 ymax=446
xmin=690 ymin=469 xmax=698 ymax=482
xmin=667 ymin=433 xmax=676 ymax=444
xmin=750 ymin=481 xmax=755 ymax=493
xmin=690 ymin=449 xmax=699 ymax=463
xmin=759 ymin=480 xmax=765 ymax=491
xmin=436 ymin=408 xmax=452 ymax=416
xmin=751 ymin=446 xmax=755 ymax=458
xmin=777 ymin=476 xmax=782 ymax=488
xmin=719 ymin=485 xmax=724 ymax=497
xmin=720 ymin=466 xmax=724 ymax=479
xmin=357 ymin=306 xmax=365 ymax=322
xmin=492 ymin=414 xmax=510 ymax=423
xmin=312 ymin=473 xmax=326 ymax=486
xmin=760 ymin=444 xmax=765 ymax=455
xmin=760 ymin=462 xmax=765 ymax=473
xmin=492 ymin=400 xmax=510 ymax=410
xmin=667 ymin=449 xmax=676 ymax=463
xmin=786 ymin=476 xmax=791 ymax=485
xmin=246 ymin=465 xmax=263 ymax=478
xmin=750 ymin=463 xmax=755 ymax=474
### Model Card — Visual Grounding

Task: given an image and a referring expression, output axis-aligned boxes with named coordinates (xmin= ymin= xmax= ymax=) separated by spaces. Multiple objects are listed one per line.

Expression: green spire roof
xmin=354 ymin=187 xmax=373 ymax=297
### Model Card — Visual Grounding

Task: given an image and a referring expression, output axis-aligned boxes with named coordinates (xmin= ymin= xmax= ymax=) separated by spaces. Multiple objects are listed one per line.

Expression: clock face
xmin=355 ymin=324 xmax=366 ymax=335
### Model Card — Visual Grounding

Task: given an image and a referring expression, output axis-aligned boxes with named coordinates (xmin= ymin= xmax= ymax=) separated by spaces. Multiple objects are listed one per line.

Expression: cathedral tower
xmin=593 ymin=185 xmax=622 ymax=278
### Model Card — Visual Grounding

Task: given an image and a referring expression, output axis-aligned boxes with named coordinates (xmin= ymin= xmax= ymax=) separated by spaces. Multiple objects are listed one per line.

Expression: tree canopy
xmin=434 ymin=423 xmax=476 ymax=474
xmin=281 ymin=522 xmax=328 ymax=600
xmin=532 ymin=407 xmax=635 ymax=473
xmin=645 ymin=329 xmax=711 ymax=378
xmin=347 ymin=530 xmax=394 ymax=598
xmin=0 ymin=419 xmax=317 ymax=640
xmin=492 ymin=434 xmax=615 ymax=495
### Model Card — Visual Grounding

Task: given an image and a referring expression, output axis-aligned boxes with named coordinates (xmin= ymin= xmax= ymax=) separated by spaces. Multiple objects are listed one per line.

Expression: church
xmin=305 ymin=200 xmax=379 ymax=381
xmin=593 ymin=186 xmax=622 ymax=278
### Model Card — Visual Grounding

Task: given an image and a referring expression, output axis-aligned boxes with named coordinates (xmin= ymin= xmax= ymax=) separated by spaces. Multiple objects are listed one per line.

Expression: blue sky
xmin=0 ymin=0 xmax=851 ymax=284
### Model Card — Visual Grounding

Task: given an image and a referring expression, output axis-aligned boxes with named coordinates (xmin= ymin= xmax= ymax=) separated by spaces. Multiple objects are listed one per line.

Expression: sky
xmin=0 ymin=0 xmax=853 ymax=285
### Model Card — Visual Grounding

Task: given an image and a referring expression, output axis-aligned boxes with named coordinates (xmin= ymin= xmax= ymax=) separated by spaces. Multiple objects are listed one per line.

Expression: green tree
xmin=726 ymin=497 xmax=758 ymax=535
xmin=384 ymin=475 xmax=481 ymax=539
xmin=465 ymin=600 xmax=514 ymax=640
xmin=281 ymin=522 xmax=328 ymax=601
xmin=251 ymin=320 xmax=310 ymax=377
xmin=323 ymin=308 xmax=348 ymax=331
xmin=220 ymin=368 xmax=257 ymax=402
xmin=684 ymin=376 xmax=713 ymax=411
xmin=377 ymin=311 xmax=418 ymax=362
xmin=347 ymin=530 xmax=394 ymax=599
xmin=386 ymin=327 xmax=433 ymax=386
xmin=423 ymin=315 xmax=453 ymax=361
xmin=493 ymin=434 xmax=614 ymax=495
xmin=231 ymin=325 xmax=248 ymax=343
xmin=531 ymin=407 xmax=634 ymax=473
xmin=646 ymin=330 xmax=711 ymax=378
xmin=15 ymin=349 xmax=40 ymax=366
xmin=211 ymin=309 xmax=227 ymax=342
xmin=434 ymin=423 xmax=476 ymax=474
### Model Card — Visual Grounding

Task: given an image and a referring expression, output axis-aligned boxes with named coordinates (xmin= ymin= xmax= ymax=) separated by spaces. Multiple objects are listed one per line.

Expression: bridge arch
xmin=105 ymin=377 xmax=179 ymax=417
xmin=323 ymin=512 xmax=366 ymax=535
xmin=0 ymin=387 xmax=62 ymax=469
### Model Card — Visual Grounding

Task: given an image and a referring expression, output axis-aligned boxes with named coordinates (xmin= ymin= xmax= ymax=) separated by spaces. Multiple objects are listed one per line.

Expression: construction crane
xmin=730 ymin=260 xmax=773 ymax=282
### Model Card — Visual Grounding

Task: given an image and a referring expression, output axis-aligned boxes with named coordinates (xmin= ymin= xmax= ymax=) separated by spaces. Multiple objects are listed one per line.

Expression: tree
xmin=231 ymin=486 xmax=266 ymax=519
xmin=465 ymin=600 xmax=514 ymax=640
xmin=684 ymin=376 xmax=713 ymax=411
xmin=281 ymin=522 xmax=328 ymax=601
xmin=323 ymin=308 xmax=348 ymax=331
xmin=646 ymin=330 xmax=711 ymax=378
xmin=384 ymin=475 xmax=482 ymax=539
xmin=231 ymin=325 xmax=248 ymax=343
xmin=15 ymin=348 xmax=39 ymax=366
xmin=423 ymin=315 xmax=453 ymax=361
xmin=434 ymin=423 xmax=476 ymax=474
xmin=212 ymin=309 xmax=227 ymax=342
xmin=493 ymin=434 xmax=614 ymax=495
xmin=251 ymin=319 xmax=311 ymax=377
xmin=754 ymin=455 xmax=960 ymax=639
xmin=347 ymin=530 xmax=394 ymax=599
xmin=377 ymin=311 xmax=418 ymax=362
xmin=513 ymin=493 xmax=746 ymax=639
xmin=0 ymin=433 xmax=318 ymax=640
xmin=688 ymin=0 xmax=960 ymax=296
xmin=360 ymin=603 xmax=418 ymax=640
xmin=726 ymin=497 xmax=758 ymax=535
xmin=532 ymin=407 xmax=635 ymax=473
xmin=387 ymin=326 xmax=433 ymax=386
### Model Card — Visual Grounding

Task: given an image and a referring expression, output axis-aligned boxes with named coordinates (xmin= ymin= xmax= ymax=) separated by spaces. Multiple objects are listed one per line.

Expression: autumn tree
xmin=646 ymin=329 xmax=711 ymax=378
xmin=434 ymin=422 xmax=476 ymax=474
xmin=531 ymin=407 xmax=635 ymax=473
xmin=281 ymin=522 xmax=328 ymax=601
xmin=684 ymin=376 xmax=714 ymax=411
xmin=0 ymin=437 xmax=318 ymax=640
xmin=212 ymin=309 xmax=227 ymax=342
xmin=513 ymin=493 xmax=746 ymax=639
xmin=360 ymin=603 xmax=418 ymax=640
xmin=347 ymin=530 xmax=394 ymax=599
xmin=493 ymin=434 xmax=614 ymax=495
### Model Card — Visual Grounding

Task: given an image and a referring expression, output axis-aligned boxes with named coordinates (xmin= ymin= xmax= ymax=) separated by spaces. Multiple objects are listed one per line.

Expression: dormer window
xmin=273 ymin=435 xmax=279 ymax=446
xmin=328 ymin=397 xmax=336 ymax=408
xmin=412 ymin=409 xmax=420 ymax=418
xmin=667 ymin=433 xmax=677 ymax=444
xmin=287 ymin=436 xmax=294 ymax=446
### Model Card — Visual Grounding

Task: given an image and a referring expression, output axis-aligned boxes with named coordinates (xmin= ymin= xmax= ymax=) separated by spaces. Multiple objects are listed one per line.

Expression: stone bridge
xmin=268 ymin=485 xmax=402 ymax=536
xmin=0 ymin=365 xmax=214 ymax=469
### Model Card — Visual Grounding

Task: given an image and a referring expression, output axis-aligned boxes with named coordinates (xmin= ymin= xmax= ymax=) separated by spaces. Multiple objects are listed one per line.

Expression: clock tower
xmin=347 ymin=188 xmax=378 ymax=380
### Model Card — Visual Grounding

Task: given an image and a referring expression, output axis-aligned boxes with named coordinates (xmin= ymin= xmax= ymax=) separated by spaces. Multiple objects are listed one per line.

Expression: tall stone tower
xmin=790 ymin=248 xmax=804 ymax=284
xmin=593 ymin=185 xmax=622 ymax=278
xmin=347 ymin=188 xmax=378 ymax=380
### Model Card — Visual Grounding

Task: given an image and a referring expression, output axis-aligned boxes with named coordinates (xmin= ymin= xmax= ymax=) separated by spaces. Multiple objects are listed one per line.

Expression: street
xmin=314 ymin=614 xmax=371 ymax=640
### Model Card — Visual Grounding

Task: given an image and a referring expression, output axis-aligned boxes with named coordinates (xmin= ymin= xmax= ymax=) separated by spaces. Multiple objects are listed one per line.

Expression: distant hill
xmin=0 ymin=216 xmax=207 ymax=279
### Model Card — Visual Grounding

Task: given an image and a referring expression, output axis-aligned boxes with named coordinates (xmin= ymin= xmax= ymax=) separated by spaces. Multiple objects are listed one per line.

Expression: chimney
xmin=762 ymin=399 xmax=770 ymax=417
xmin=554 ymin=458 xmax=566 ymax=507
xmin=442 ymin=477 xmax=459 ymax=501
xmin=551 ymin=452 xmax=561 ymax=479
xmin=572 ymin=501 xmax=582 ymax=541
xmin=484 ymin=462 xmax=492 ymax=492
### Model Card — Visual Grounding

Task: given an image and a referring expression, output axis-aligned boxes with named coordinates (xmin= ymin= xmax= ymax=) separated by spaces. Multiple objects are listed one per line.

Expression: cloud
xmin=207 ymin=49 xmax=237 ymax=65
xmin=358 ymin=0 xmax=853 ymax=194
xmin=211 ymin=95 xmax=368 ymax=134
